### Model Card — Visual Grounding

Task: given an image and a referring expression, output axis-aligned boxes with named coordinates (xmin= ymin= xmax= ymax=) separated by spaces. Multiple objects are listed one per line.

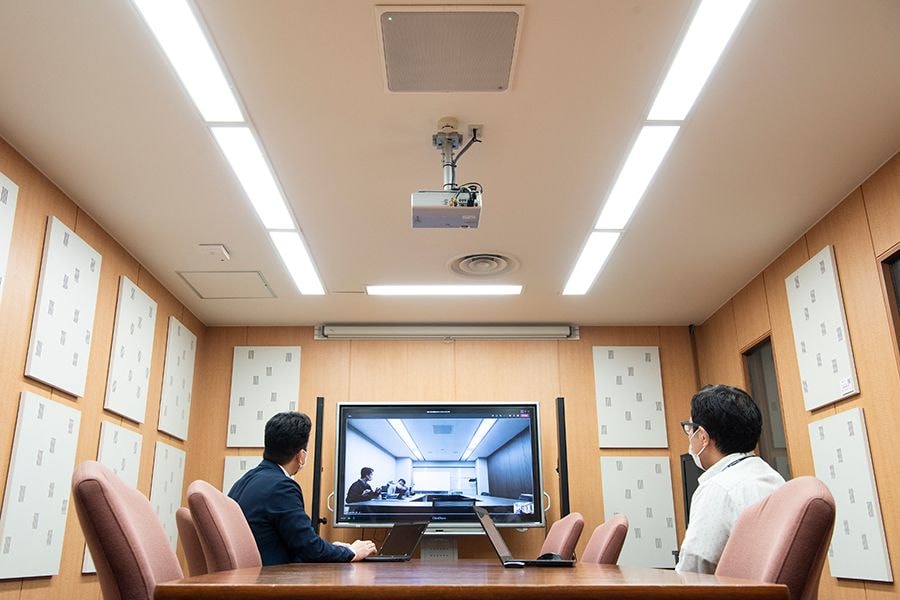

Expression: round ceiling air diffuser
xmin=449 ymin=253 xmax=519 ymax=277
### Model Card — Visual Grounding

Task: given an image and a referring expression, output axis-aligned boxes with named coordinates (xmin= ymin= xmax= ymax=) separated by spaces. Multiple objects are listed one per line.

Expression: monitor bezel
xmin=332 ymin=401 xmax=545 ymax=530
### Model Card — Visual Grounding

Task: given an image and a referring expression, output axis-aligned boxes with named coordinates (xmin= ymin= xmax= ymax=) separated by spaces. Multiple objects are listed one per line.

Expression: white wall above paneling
xmin=600 ymin=456 xmax=678 ymax=569
xmin=222 ymin=455 xmax=262 ymax=494
xmin=785 ymin=245 xmax=860 ymax=410
xmin=593 ymin=347 xmax=668 ymax=448
xmin=0 ymin=392 xmax=81 ymax=579
xmin=227 ymin=346 xmax=301 ymax=447
xmin=25 ymin=216 xmax=102 ymax=397
xmin=157 ymin=316 xmax=197 ymax=440
xmin=83 ymin=420 xmax=143 ymax=573
xmin=0 ymin=170 xmax=19 ymax=302
xmin=808 ymin=408 xmax=892 ymax=582
xmin=149 ymin=441 xmax=185 ymax=550
xmin=104 ymin=276 xmax=157 ymax=423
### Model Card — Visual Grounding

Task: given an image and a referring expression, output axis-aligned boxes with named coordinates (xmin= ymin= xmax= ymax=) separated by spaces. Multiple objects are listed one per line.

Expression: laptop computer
xmin=362 ymin=521 xmax=430 ymax=562
xmin=473 ymin=506 xmax=575 ymax=568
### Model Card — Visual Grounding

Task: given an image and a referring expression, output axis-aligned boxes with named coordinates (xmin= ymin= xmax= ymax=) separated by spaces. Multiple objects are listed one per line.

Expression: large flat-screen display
xmin=334 ymin=403 xmax=543 ymax=529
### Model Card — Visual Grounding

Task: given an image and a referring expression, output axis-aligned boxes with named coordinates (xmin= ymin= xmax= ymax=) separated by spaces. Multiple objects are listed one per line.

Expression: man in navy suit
xmin=229 ymin=412 xmax=377 ymax=565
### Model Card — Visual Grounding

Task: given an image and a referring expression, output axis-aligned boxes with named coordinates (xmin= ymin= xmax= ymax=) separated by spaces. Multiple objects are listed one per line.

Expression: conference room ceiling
xmin=0 ymin=1 xmax=898 ymax=327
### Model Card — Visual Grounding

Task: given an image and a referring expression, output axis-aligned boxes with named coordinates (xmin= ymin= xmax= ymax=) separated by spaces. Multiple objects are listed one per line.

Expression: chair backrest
xmin=715 ymin=476 xmax=835 ymax=600
xmin=71 ymin=461 xmax=183 ymax=600
xmin=539 ymin=511 xmax=585 ymax=559
xmin=186 ymin=479 xmax=261 ymax=572
xmin=175 ymin=507 xmax=208 ymax=577
xmin=581 ymin=514 xmax=629 ymax=564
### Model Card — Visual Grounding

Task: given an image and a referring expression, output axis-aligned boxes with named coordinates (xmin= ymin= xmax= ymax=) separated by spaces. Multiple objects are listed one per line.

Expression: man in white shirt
xmin=675 ymin=384 xmax=785 ymax=574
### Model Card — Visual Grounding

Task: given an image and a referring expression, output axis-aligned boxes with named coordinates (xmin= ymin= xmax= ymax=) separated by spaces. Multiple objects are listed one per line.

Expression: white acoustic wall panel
xmin=808 ymin=408 xmax=892 ymax=581
xmin=104 ymin=276 xmax=157 ymax=423
xmin=149 ymin=441 xmax=185 ymax=550
xmin=600 ymin=456 xmax=678 ymax=568
xmin=0 ymin=392 xmax=81 ymax=579
xmin=0 ymin=170 xmax=19 ymax=301
xmin=223 ymin=455 xmax=262 ymax=494
xmin=785 ymin=245 xmax=859 ymax=410
xmin=25 ymin=216 xmax=102 ymax=397
xmin=593 ymin=347 xmax=668 ymax=448
xmin=83 ymin=421 xmax=143 ymax=573
xmin=227 ymin=347 xmax=301 ymax=447
xmin=157 ymin=317 xmax=197 ymax=440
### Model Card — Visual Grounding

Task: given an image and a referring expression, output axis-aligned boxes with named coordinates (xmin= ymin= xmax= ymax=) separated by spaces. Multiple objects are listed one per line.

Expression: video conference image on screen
xmin=335 ymin=403 xmax=543 ymax=528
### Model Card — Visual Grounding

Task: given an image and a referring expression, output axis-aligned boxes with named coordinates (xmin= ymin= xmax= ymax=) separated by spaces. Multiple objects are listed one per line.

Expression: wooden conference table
xmin=154 ymin=559 xmax=789 ymax=600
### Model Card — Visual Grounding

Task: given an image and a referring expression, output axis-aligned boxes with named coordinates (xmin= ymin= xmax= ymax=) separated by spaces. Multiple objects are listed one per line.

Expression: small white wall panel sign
xmin=25 ymin=216 xmax=103 ymax=397
xmin=0 ymin=392 xmax=81 ymax=579
xmin=785 ymin=245 xmax=859 ymax=410
xmin=104 ymin=276 xmax=157 ymax=423
xmin=808 ymin=408 xmax=892 ymax=581
xmin=593 ymin=347 xmax=668 ymax=448
xmin=227 ymin=346 xmax=301 ymax=447
xmin=157 ymin=317 xmax=197 ymax=440
xmin=600 ymin=456 xmax=678 ymax=568
xmin=149 ymin=441 xmax=185 ymax=550
xmin=83 ymin=421 xmax=143 ymax=573
xmin=223 ymin=455 xmax=262 ymax=494
xmin=0 ymin=170 xmax=20 ymax=301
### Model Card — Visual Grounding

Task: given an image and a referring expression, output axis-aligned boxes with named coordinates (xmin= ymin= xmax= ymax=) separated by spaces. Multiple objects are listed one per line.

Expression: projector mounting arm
xmin=432 ymin=116 xmax=482 ymax=191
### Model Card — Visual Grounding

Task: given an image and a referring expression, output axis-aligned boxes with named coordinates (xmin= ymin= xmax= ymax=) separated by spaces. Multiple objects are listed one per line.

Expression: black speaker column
xmin=555 ymin=396 xmax=571 ymax=517
xmin=311 ymin=396 xmax=327 ymax=534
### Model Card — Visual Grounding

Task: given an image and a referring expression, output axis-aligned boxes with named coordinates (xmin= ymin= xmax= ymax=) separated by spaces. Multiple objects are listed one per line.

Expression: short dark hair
xmin=690 ymin=384 xmax=762 ymax=454
xmin=361 ymin=467 xmax=373 ymax=478
xmin=263 ymin=412 xmax=311 ymax=465
xmin=397 ymin=478 xmax=406 ymax=485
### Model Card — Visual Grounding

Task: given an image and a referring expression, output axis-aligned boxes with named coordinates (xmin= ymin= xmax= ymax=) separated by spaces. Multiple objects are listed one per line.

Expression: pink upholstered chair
xmin=186 ymin=479 xmax=261 ymax=572
xmin=538 ymin=511 xmax=585 ymax=560
xmin=175 ymin=507 xmax=208 ymax=577
xmin=715 ymin=476 xmax=836 ymax=600
xmin=71 ymin=461 xmax=183 ymax=600
xmin=581 ymin=514 xmax=629 ymax=564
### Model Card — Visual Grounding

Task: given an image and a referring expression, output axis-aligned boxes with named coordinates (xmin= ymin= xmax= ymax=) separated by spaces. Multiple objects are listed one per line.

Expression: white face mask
xmin=688 ymin=428 xmax=707 ymax=470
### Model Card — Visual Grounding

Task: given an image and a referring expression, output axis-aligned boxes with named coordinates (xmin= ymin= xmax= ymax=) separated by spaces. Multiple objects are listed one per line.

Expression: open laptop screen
xmin=474 ymin=506 xmax=514 ymax=560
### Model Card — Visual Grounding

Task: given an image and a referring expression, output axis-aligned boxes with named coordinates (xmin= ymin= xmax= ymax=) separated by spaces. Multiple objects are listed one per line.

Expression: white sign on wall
xmin=222 ymin=455 xmax=262 ymax=494
xmin=149 ymin=441 xmax=186 ymax=550
xmin=227 ymin=346 xmax=301 ymax=447
xmin=0 ymin=170 xmax=20 ymax=302
xmin=600 ymin=456 xmax=678 ymax=568
xmin=25 ymin=216 xmax=103 ymax=397
xmin=157 ymin=317 xmax=197 ymax=440
xmin=104 ymin=276 xmax=157 ymax=423
xmin=0 ymin=392 xmax=81 ymax=579
xmin=785 ymin=245 xmax=859 ymax=410
xmin=593 ymin=347 xmax=668 ymax=448
xmin=808 ymin=408 xmax=892 ymax=582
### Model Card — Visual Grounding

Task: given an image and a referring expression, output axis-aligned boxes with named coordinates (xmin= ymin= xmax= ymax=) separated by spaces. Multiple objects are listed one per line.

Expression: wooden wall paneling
xmin=694 ymin=301 xmax=745 ymax=387
xmin=733 ymin=274 xmax=771 ymax=351
xmin=405 ymin=341 xmax=455 ymax=402
xmin=805 ymin=191 xmax=900 ymax=597
xmin=862 ymin=151 xmax=900 ymax=257
xmin=657 ymin=326 xmax=699 ymax=547
xmin=453 ymin=340 xmax=560 ymax=558
xmin=348 ymin=340 xmax=409 ymax=402
xmin=297 ymin=337 xmax=350 ymax=545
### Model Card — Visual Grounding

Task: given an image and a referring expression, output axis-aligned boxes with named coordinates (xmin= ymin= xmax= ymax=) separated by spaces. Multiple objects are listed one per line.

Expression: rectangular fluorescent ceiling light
xmin=366 ymin=285 xmax=522 ymax=296
xmin=563 ymin=232 xmax=621 ymax=296
xmin=461 ymin=418 xmax=497 ymax=461
xmin=317 ymin=325 xmax=575 ymax=340
xmin=211 ymin=127 xmax=295 ymax=230
xmin=594 ymin=126 xmax=679 ymax=230
xmin=132 ymin=0 xmax=243 ymax=122
xmin=269 ymin=231 xmax=325 ymax=295
xmin=647 ymin=0 xmax=753 ymax=121
xmin=388 ymin=419 xmax=424 ymax=460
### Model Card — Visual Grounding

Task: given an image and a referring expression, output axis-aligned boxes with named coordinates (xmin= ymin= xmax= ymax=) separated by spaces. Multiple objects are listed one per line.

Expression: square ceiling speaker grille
xmin=377 ymin=5 xmax=524 ymax=92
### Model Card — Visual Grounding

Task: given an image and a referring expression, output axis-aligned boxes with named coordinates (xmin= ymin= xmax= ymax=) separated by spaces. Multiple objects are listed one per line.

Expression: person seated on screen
xmin=394 ymin=478 xmax=408 ymax=498
xmin=346 ymin=467 xmax=380 ymax=503
xmin=228 ymin=412 xmax=377 ymax=565
xmin=675 ymin=384 xmax=785 ymax=574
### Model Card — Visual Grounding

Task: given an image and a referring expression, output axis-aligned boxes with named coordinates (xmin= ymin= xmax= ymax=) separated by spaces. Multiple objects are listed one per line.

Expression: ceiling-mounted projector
xmin=412 ymin=116 xmax=483 ymax=229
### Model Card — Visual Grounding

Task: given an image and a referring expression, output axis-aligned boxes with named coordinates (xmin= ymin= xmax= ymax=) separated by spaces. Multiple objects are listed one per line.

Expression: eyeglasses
xmin=680 ymin=421 xmax=701 ymax=436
